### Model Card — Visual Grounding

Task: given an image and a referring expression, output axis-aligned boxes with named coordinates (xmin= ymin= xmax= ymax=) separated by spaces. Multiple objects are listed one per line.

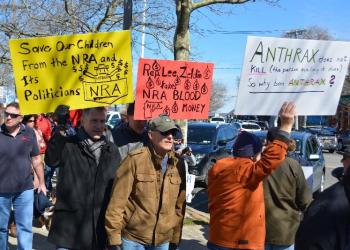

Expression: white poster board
xmin=235 ymin=36 xmax=350 ymax=115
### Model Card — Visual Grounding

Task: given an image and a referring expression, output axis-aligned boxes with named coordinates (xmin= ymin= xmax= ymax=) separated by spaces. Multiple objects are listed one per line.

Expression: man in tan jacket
xmin=105 ymin=114 xmax=186 ymax=250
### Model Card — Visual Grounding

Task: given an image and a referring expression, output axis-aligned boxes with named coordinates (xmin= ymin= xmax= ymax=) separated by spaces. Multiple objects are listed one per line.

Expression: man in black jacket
xmin=112 ymin=102 xmax=148 ymax=160
xmin=45 ymin=106 xmax=121 ymax=250
xmin=295 ymin=146 xmax=350 ymax=250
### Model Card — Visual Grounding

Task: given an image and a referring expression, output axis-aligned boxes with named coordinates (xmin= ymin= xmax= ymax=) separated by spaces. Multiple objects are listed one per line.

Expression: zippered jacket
xmin=208 ymin=139 xmax=288 ymax=250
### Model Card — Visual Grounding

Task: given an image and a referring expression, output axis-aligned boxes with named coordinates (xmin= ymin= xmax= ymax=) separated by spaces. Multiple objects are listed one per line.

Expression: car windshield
xmin=109 ymin=117 xmax=121 ymax=127
xmin=188 ymin=126 xmax=215 ymax=144
xmin=242 ymin=124 xmax=260 ymax=129
xmin=307 ymin=127 xmax=335 ymax=136
xmin=211 ymin=117 xmax=224 ymax=122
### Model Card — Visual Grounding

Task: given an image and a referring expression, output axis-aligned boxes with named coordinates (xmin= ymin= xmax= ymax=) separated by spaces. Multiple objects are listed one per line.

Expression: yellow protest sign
xmin=9 ymin=30 xmax=133 ymax=115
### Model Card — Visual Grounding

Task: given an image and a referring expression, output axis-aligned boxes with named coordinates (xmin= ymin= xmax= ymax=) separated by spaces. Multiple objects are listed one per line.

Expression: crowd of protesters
xmin=0 ymin=101 xmax=350 ymax=250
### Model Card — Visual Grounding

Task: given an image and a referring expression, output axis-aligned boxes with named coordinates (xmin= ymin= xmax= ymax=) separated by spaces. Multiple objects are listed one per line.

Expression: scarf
xmin=77 ymin=128 xmax=106 ymax=165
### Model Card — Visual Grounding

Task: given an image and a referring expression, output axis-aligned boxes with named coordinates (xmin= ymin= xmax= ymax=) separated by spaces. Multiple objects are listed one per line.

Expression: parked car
xmin=209 ymin=117 xmax=226 ymax=124
xmin=246 ymin=120 xmax=269 ymax=130
xmin=337 ymin=130 xmax=350 ymax=151
xmin=106 ymin=111 xmax=122 ymax=128
xmin=252 ymin=131 xmax=326 ymax=194
xmin=231 ymin=121 xmax=262 ymax=132
xmin=302 ymin=126 xmax=337 ymax=153
xmin=187 ymin=122 xmax=238 ymax=185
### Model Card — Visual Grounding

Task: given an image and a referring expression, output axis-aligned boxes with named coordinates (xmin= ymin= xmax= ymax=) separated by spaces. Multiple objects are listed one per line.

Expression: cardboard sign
xmin=9 ymin=31 xmax=133 ymax=115
xmin=134 ymin=58 xmax=213 ymax=120
xmin=235 ymin=36 xmax=350 ymax=115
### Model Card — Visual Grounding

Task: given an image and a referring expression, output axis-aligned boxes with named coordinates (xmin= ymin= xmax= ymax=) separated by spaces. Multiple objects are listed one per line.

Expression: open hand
xmin=278 ymin=102 xmax=296 ymax=133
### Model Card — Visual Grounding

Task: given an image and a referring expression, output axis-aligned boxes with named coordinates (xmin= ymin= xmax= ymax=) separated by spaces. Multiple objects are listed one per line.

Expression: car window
xmin=242 ymin=124 xmax=260 ymax=130
xmin=294 ymin=139 xmax=302 ymax=154
xmin=216 ymin=128 xmax=226 ymax=142
xmin=211 ymin=117 xmax=225 ymax=122
xmin=310 ymin=137 xmax=319 ymax=154
xmin=109 ymin=117 xmax=121 ymax=127
xmin=225 ymin=126 xmax=236 ymax=141
xmin=188 ymin=126 xmax=216 ymax=144
xmin=232 ymin=123 xmax=241 ymax=129
xmin=305 ymin=139 xmax=312 ymax=158
xmin=305 ymin=136 xmax=318 ymax=157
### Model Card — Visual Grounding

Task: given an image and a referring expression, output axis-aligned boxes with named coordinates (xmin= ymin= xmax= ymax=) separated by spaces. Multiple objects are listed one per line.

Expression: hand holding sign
xmin=279 ymin=102 xmax=296 ymax=134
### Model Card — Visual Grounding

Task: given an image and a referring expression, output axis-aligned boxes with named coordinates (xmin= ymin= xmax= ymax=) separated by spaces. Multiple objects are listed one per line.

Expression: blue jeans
xmin=265 ymin=244 xmax=294 ymax=250
xmin=122 ymin=237 xmax=169 ymax=250
xmin=45 ymin=165 xmax=57 ymax=192
xmin=0 ymin=189 xmax=34 ymax=250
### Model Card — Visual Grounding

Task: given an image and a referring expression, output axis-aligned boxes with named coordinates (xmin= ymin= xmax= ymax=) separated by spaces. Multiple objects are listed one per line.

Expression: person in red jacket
xmin=207 ymin=102 xmax=295 ymax=250
xmin=36 ymin=114 xmax=52 ymax=144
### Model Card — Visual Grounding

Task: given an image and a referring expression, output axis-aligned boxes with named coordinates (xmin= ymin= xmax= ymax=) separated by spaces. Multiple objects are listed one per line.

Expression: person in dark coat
xmin=295 ymin=146 xmax=350 ymax=250
xmin=112 ymin=102 xmax=148 ymax=160
xmin=45 ymin=106 xmax=121 ymax=250
xmin=264 ymin=129 xmax=312 ymax=250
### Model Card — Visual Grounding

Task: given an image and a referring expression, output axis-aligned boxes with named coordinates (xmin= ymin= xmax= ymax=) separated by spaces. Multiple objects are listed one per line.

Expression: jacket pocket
xmin=135 ymin=173 xmax=156 ymax=198
xmin=168 ymin=175 xmax=182 ymax=204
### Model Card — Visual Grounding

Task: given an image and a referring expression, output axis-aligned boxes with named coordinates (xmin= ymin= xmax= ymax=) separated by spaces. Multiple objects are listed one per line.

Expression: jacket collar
xmin=147 ymin=143 xmax=178 ymax=169
xmin=1 ymin=123 xmax=26 ymax=136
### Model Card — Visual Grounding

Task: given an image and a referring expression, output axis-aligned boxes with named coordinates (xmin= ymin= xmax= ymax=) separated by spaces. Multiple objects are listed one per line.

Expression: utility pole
xmin=141 ymin=0 xmax=147 ymax=58
xmin=123 ymin=0 xmax=132 ymax=30
xmin=285 ymin=29 xmax=307 ymax=130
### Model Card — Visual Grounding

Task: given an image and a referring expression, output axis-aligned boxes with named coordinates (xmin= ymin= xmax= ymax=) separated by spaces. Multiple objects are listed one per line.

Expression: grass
xmin=183 ymin=218 xmax=208 ymax=226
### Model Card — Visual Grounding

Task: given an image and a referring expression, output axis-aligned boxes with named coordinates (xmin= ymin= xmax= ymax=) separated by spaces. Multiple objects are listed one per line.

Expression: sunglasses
xmin=4 ymin=112 xmax=21 ymax=119
xmin=158 ymin=130 xmax=177 ymax=137
xmin=27 ymin=119 xmax=35 ymax=123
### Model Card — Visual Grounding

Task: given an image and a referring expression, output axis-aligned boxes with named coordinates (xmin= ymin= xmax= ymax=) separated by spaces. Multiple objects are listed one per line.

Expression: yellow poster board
xmin=9 ymin=30 xmax=133 ymax=115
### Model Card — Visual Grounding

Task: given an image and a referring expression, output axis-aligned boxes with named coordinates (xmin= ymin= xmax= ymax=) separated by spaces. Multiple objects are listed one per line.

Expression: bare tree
xmin=283 ymin=26 xmax=333 ymax=40
xmin=210 ymin=81 xmax=228 ymax=112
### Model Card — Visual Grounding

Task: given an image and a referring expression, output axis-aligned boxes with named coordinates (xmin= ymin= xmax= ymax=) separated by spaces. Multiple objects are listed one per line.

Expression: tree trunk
xmin=174 ymin=0 xmax=191 ymax=60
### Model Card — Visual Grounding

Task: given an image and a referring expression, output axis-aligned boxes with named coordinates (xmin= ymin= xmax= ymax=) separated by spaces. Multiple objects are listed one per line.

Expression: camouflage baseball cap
xmin=149 ymin=114 xmax=178 ymax=132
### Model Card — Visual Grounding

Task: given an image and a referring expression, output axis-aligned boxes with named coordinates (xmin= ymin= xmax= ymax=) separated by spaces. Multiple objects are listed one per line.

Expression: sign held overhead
xmin=235 ymin=36 xmax=350 ymax=115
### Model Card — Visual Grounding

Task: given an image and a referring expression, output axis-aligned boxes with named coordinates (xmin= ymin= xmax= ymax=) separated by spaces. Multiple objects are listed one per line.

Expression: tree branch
xmin=192 ymin=0 xmax=252 ymax=12
xmin=94 ymin=0 xmax=121 ymax=32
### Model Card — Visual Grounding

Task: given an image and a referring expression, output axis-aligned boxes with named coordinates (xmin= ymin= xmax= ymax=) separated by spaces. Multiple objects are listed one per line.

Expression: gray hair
xmin=82 ymin=107 xmax=107 ymax=118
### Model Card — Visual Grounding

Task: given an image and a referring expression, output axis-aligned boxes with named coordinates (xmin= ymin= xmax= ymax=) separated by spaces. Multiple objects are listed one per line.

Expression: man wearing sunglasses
xmin=106 ymin=114 xmax=186 ymax=250
xmin=0 ymin=102 xmax=46 ymax=250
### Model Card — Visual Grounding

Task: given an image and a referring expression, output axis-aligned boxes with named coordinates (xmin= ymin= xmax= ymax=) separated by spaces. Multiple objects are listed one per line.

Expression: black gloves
xmin=169 ymin=243 xmax=178 ymax=250
xmin=54 ymin=104 xmax=70 ymax=127
xmin=107 ymin=245 xmax=122 ymax=250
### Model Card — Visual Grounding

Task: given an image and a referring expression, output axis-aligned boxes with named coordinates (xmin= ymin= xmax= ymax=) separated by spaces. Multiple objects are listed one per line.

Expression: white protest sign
xmin=186 ymin=174 xmax=196 ymax=203
xmin=235 ymin=36 xmax=350 ymax=115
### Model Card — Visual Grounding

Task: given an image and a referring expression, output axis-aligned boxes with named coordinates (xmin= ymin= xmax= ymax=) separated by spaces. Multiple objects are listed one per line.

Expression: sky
xmin=137 ymin=0 xmax=350 ymax=113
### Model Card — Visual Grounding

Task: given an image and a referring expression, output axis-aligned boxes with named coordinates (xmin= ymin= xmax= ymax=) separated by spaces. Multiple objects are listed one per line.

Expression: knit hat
xmin=233 ymin=131 xmax=263 ymax=157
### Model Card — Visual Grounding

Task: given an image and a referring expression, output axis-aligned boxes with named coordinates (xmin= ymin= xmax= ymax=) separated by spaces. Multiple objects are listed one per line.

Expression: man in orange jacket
xmin=207 ymin=102 xmax=295 ymax=250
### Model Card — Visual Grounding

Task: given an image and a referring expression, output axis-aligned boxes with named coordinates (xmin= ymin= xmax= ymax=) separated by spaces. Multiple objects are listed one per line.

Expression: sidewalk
xmin=8 ymin=207 xmax=209 ymax=250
